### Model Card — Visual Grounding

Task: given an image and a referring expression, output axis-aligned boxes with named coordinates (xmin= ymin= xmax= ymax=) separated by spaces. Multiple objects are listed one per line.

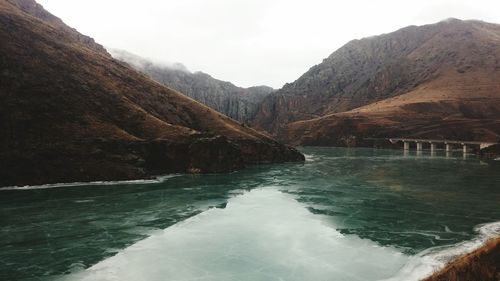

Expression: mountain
xmin=0 ymin=0 xmax=303 ymax=187
xmin=109 ymin=49 xmax=274 ymax=123
xmin=7 ymin=0 xmax=107 ymax=54
xmin=252 ymin=19 xmax=500 ymax=145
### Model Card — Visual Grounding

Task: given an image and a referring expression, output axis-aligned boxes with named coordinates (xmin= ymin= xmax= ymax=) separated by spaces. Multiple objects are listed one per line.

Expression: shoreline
xmin=422 ymin=236 xmax=500 ymax=281
xmin=0 ymin=175 xmax=179 ymax=191
xmin=383 ymin=221 xmax=500 ymax=281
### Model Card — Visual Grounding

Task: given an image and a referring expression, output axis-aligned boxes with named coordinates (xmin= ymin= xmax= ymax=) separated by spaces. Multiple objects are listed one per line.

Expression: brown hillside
xmin=422 ymin=237 xmax=500 ymax=281
xmin=8 ymin=0 xmax=107 ymax=54
xmin=0 ymin=0 xmax=303 ymax=186
xmin=252 ymin=18 xmax=500 ymax=145
xmin=284 ymin=70 xmax=500 ymax=146
xmin=109 ymin=49 xmax=274 ymax=123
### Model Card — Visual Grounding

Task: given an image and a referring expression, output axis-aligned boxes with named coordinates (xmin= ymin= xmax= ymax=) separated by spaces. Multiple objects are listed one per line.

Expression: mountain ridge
xmin=109 ymin=48 xmax=274 ymax=123
xmin=0 ymin=0 xmax=303 ymax=187
xmin=7 ymin=0 xmax=108 ymax=54
xmin=251 ymin=18 xmax=500 ymax=145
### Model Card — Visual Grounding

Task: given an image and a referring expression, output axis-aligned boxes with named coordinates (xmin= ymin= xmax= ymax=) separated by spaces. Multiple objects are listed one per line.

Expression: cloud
xmin=37 ymin=0 xmax=500 ymax=88
xmin=107 ymin=48 xmax=190 ymax=72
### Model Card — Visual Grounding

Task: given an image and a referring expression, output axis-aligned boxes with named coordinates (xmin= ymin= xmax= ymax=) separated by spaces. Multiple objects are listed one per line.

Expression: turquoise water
xmin=1 ymin=148 xmax=499 ymax=280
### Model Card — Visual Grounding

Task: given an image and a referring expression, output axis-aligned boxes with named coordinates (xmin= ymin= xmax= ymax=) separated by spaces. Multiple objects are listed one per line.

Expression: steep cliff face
xmin=252 ymin=19 xmax=500 ymax=144
xmin=0 ymin=0 xmax=303 ymax=187
xmin=109 ymin=49 xmax=274 ymax=123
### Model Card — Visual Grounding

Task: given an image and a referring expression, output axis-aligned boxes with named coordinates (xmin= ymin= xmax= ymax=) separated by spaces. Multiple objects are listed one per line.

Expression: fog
xmin=37 ymin=0 xmax=500 ymax=88
xmin=107 ymin=48 xmax=190 ymax=72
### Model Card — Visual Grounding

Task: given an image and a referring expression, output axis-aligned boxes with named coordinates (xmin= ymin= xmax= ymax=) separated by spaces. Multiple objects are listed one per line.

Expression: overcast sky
xmin=37 ymin=0 xmax=500 ymax=88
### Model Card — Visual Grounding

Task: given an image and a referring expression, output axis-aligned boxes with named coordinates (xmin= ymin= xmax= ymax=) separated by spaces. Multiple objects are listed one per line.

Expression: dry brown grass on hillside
xmin=422 ymin=237 xmax=500 ymax=281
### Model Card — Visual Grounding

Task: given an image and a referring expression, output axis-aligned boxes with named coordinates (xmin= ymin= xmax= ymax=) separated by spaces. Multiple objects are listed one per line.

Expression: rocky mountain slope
xmin=7 ymin=0 xmax=107 ymax=54
xmin=252 ymin=19 xmax=500 ymax=145
xmin=109 ymin=49 xmax=274 ymax=123
xmin=0 ymin=0 xmax=303 ymax=187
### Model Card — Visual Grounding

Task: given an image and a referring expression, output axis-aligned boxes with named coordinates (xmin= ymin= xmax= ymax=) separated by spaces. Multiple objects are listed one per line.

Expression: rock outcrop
xmin=0 ymin=0 xmax=303 ymax=187
xmin=252 ymin=19 xmax=500 ymax=145
xmin=109 ymin=49 xmax=274 ymax=123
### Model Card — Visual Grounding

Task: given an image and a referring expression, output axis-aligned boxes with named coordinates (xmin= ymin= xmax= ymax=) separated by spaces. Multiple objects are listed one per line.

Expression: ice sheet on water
xmin=62 ymin=188 xmax=408 ymax=281
xmin=0 ymin=175 xmax=178 ymax=190
xmin=383 ymin=221 xmax=500 ymax=281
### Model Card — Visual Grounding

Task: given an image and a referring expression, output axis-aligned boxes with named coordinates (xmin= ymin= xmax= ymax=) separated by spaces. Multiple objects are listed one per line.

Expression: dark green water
xmin=1 ymin=147 xmax=499 ymax=281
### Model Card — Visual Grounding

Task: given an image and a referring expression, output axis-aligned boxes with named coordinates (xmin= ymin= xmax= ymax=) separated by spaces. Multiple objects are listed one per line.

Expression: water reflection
xmin=1 ymin=147 xmax=499 ymax=281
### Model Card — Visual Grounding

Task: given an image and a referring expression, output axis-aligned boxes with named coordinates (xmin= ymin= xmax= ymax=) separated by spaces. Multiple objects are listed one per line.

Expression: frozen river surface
xmin=1 ymin=147 xmax=499 ymax=281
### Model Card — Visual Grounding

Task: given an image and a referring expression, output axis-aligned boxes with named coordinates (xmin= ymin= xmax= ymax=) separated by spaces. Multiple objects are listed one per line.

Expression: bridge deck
xmin=387 ymin=138 xmax=498 ymax=146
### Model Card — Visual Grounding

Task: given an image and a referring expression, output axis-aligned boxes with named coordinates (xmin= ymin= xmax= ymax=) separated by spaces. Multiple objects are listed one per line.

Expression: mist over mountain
xmin=0 ymin=0 xmax=303 ymax=186
xmin=252 ymin=18 xmax=500 ymax=145
xmin=2 ymin=2 xmax=500 ymax=281
xmin=109 ymin=49 xmax=274 ymax=123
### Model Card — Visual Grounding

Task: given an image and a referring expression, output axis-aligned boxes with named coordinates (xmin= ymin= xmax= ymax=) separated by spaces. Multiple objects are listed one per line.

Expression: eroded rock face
xmin=109 ymin=49 xmax=274 ymax=123
xmin=0 ymin=134 xmax=305 ymax=187
xmin=0 ymin=0 xmax=303 ymax=187
xmin=0 ymin=136 xmax=247 ymax=186
xmin=252 ymin=19 xmax=500 ymax=144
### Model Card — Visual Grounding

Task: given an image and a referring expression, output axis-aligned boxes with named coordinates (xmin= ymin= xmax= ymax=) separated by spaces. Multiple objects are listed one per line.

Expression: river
xmin=1 ymin=147 xmax=499 ymax=281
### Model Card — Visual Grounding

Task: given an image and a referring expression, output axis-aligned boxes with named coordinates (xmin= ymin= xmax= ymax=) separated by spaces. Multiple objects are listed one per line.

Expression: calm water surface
xmin=1 ymin=147 xmax=499 ymax=281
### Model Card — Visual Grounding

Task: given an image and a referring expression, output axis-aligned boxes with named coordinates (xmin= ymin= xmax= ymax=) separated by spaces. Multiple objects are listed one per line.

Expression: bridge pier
xmin=416 ymin=142 xmax=422 ymax=151
xmin=430 ymin=143 xmax=436 ymax=153
xmin=403 ymin=141 xmax=409 ymax=150
xmin=445 ymin=143 xmax=452 ymax=152
xmin=430 ymin=143 xmax=436 ymax=156
xmin=463 ymin=144 xmax=469 ymax=154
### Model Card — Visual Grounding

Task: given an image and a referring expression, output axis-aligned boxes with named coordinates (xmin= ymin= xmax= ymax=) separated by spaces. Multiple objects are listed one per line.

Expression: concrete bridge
xmin=387 ymin=138 xmax=498 ymax=154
